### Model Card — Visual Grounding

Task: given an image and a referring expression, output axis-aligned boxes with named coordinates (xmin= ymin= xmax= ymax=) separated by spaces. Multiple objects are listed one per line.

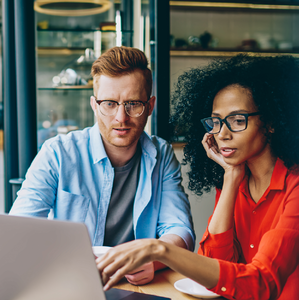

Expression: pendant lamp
xmin=34 ymin=0 xmax=112 ymax=16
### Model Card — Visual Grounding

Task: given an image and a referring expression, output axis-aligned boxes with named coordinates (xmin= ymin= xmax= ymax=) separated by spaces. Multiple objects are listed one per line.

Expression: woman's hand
xmin=202 ymin=133 xmax=230 ymax=169
xmin=202 ymin=133 xmax=245 ymax=183
xmin=202 ymin=135 xmax=245 ymax=234
xmin=96 ymin=239 xmax=162 ymax=290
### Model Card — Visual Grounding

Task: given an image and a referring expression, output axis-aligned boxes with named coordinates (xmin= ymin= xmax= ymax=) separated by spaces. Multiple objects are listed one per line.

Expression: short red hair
xmin=91 ymin=46 xmax=152 ymax=98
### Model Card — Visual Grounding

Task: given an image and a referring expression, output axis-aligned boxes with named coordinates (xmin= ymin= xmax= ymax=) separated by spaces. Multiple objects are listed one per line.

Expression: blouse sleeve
xmin=198 ymin=188 xmax=242 ymax=262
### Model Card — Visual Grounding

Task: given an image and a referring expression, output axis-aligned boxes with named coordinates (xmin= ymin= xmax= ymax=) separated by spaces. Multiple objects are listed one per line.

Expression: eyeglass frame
xmin=93 ymin=97 xmax=151 ymax=118
xmin=201 ymin=112 xmax=261 ymax=134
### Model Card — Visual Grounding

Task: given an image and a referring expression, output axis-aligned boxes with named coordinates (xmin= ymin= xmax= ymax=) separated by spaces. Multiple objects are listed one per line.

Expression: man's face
xmin=90 ymin=70 xmax=155 ymax=151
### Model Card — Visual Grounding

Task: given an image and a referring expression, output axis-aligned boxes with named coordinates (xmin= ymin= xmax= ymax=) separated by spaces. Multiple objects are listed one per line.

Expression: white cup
xmin=92 ymin=246 xmax=111 ymax=259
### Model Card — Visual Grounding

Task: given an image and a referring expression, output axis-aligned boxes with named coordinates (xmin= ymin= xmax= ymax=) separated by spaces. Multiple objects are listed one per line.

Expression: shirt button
xmin=250 ymin=244 xmax=254 ymax=248
xmin=252 ymin=210 xmax=256 ymax=214
xmin=221 ymin=287 xmax=227 ymax=292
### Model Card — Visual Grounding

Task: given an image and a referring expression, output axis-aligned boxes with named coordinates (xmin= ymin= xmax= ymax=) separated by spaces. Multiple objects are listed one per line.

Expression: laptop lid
xmin=0 ymin=214 xmax=170 ymax=300
xmin=0 ymin=214 xmax=105 ymax=300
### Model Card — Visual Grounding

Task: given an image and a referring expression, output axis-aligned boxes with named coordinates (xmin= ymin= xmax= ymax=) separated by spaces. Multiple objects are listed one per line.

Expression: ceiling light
xmin=34 ymin=0 xmax=112 ymax=17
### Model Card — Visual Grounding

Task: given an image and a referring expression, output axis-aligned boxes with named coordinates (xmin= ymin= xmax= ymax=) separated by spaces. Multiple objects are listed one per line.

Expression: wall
xmin=170 ymin=56 xmax=212 ymax=98
xmin=173 ymin=144 xmax=215 ymax=252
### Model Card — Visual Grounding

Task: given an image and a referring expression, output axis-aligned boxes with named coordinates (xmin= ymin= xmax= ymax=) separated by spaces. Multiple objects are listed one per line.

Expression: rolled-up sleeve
xmin=210 ymin=229 xmax=299 ymax=300
xmin=9 ymin=140 xmax=59 ymax=217
xmin=156 ymin=143 xmax=195 ymax=251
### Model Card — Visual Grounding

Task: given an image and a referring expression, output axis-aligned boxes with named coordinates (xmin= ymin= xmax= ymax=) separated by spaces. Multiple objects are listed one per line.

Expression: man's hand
xmin=125 ymin=262 xmax=155 ymax=285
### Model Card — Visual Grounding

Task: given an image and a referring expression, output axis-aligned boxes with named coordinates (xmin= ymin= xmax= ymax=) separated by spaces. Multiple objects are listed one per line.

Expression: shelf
xmin=38 ymin=85 xmax=93 ymax=90
xmin=37 ymin=28 xmax=133 ymax=33
xmin=37 ymin=48 xmax=87 ymax=56
xmin=170 ymin=1 xmax=299 ymax=11
xmin=37 ymin=30 xmax=133 ymax=50
xmin=171 ymin=142 xmax=187 ymax=148
xmin=170 ymin=49 xmax=299 ymax=57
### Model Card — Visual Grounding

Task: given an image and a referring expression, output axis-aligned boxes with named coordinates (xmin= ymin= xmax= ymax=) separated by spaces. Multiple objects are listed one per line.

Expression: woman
xmin=96 ymin=55 xmax=299 ymax=300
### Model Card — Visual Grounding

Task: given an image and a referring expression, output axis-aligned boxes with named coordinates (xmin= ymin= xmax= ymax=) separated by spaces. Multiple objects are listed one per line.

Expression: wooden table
xmin=114 ymin=269 xmax=224 ymax=300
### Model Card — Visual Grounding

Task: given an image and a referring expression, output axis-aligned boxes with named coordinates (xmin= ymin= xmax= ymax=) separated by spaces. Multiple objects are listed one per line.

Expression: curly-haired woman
xmin=96 ymin=55 xmax=299 ymax=300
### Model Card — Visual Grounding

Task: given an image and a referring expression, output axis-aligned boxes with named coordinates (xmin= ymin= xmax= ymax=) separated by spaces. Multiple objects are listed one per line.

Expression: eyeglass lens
xmin=204 ymin=115 xmax=247 ymax=133
xmin=100 ymin=101 xmax=145 ymax=117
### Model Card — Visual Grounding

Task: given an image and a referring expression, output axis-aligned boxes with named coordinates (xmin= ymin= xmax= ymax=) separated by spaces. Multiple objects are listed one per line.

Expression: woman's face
xmin=212 ymin=85 xmax=271 ymax=166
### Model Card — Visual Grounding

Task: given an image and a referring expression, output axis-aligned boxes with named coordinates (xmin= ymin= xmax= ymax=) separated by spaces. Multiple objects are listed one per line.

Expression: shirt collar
xmin=139 ymin=131 xmax=157 ymax=158
xmin=90 ymin=123 xmax=108 ymax=164
xmin=268 ymin=158 xmax=288 ymax=191
xmin=90 ymin=124 xmax=157 ymax=164
xmin=239 ymin=157 xmax=288 ymax=194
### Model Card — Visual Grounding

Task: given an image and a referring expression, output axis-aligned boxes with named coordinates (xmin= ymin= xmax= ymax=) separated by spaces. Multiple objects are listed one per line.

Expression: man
xmin=10 ymin=46 xmax=195 ymax=285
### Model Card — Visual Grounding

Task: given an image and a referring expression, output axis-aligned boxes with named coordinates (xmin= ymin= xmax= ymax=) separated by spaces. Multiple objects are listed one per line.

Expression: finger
xmin=203 ymin=134 xmax=221 ymax=155
xmin=209 ymin=144 xmax=219 ymax=155
xmin=97 ymin=256 xmax=119 ymax=285
xmin=207 ymin=135 xmax=214 ymax=147
xmin=202 ymin=134 xmax=214 ymax=149
xmin=101 ymin=266 xmax=129 ymax=288
xmin=126 ymin=276 xmax=152 ymax=286
xmin=207 ymin=135 xmax=219 ymax=152
xmin=99 ymin=255 xmax=141 ymax=286
xmin=103 ymin=268 xmax=128 ymax=291
xmin=95 ymin=251 xmax=113 ymax=269
xmin=101 ymin=268 xmax=111 ymax=286
xmin=96 ymin=249 xmax=118 ymax=272
xmin=99 ymin=261 xmax=122 ymax=282
xmin=125 ymin=271 xmax=146 ymax=282
xmin=201 ymin=133 xmax=210 ymax=145
xmin=126 ymin=265 xmax=144 ymax=275
xmin=202 ymin=134 xmax=211 ymax=151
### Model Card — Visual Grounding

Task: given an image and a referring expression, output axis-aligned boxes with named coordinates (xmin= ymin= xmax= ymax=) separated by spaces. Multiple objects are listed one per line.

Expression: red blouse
xmin=198 ymin=158 xmax=299 ymax=300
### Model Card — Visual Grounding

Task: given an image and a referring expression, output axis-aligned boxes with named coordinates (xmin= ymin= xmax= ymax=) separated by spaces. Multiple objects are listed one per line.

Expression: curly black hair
xmin=171 ymin=54 xmax=299 ymax=196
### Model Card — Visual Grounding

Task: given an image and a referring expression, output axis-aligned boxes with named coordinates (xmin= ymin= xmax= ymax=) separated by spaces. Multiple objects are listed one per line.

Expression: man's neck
xmin=102 ymin=140 xmax=139 ymax=168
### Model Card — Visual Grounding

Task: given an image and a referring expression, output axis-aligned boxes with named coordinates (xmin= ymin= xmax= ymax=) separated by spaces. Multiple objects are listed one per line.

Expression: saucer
xmin=174 ymin=278 xmax=220 ymax=299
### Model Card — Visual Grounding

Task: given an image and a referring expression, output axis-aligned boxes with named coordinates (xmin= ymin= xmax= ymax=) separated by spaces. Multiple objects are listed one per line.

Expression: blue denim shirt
xmin=10 ymin=124 xmax=195 ymax=249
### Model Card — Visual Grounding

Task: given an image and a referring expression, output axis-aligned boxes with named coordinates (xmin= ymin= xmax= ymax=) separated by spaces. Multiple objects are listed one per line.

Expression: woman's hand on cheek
xmin=202 ymin=133 xmax=227 ymax=168
xmin=202 ymin=133 xmax=245 ymax=180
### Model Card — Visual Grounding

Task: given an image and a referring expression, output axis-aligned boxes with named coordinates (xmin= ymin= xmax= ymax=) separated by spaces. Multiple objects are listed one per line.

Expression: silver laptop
xmin=0 ymin=214 xmax=169 ymax=300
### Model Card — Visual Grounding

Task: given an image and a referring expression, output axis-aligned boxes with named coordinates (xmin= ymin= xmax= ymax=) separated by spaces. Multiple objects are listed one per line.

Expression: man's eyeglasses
xmin=201 ymin=112 xmax=261 ymax=134
xmin=94 ymin=98 xmax=150 ymax=118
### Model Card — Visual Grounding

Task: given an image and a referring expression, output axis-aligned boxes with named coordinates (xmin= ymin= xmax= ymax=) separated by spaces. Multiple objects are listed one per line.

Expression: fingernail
xmin=103 ymin=284 xmax=109 ymax=291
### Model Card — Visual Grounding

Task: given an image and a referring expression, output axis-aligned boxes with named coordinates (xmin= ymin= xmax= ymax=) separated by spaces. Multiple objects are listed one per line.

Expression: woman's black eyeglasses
xmin=201 ymin=112 xmax=261 ymax=134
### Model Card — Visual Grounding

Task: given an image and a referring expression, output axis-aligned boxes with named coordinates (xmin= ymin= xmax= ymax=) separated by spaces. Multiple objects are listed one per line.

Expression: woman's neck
xmin=247 ymin=148 xmax=277 ymax=203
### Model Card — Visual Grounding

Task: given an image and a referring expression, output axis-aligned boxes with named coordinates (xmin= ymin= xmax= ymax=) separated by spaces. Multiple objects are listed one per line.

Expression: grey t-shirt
xmin=103 ymin=145 xmax=141 ymax=246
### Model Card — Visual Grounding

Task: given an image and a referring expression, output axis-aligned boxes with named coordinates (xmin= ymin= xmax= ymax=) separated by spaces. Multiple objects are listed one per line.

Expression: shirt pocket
xmin=56 ymin=189 xmax=90 ymax=222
